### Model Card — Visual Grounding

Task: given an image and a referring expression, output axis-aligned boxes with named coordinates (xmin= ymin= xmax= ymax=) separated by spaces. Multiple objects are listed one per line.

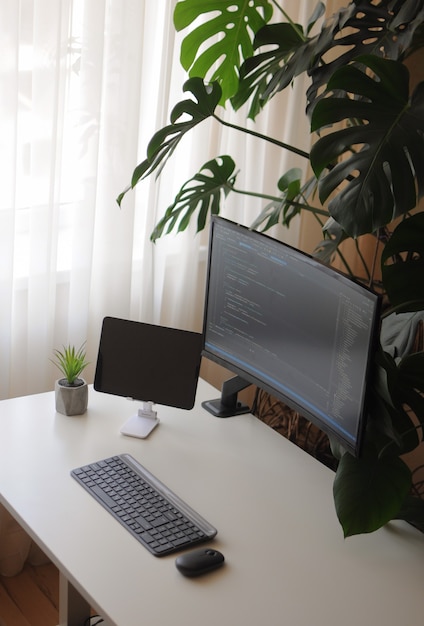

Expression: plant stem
xmin=229 ymin=185 xmax=328 ymax=217
xmin=354 ymin=238 xmax=372 ymax=284
xmin=270 ymin=1 xmax=307 ymax=41
xmin=381 ymin=300 xmax=424 ymax=319
xmin=366 ymin=236 xmax=381 ymax=287
xmin=336 ymin=247 xmax=355 ymax=277
xmin=213 ymin=114 xmax=310 ymax=160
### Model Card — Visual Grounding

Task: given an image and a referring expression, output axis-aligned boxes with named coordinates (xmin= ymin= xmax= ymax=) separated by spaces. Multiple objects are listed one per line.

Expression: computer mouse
xmin=175 ymin=547 xmax=225 ymax=577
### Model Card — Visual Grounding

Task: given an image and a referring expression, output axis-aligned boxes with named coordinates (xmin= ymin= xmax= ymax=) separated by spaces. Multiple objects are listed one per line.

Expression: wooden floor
xmin=0 ymin=561 xmax=59 ymax=626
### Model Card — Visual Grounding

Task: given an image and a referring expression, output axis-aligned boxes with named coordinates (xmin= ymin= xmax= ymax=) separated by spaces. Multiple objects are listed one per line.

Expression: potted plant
xmin=52 ymin=343 xmax=89 ymax=416
xmin=118 ymin=0 xmax=424 ymax=536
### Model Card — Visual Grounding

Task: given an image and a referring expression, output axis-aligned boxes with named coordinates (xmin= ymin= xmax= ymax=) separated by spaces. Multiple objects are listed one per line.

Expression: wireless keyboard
xmin=71 ymin=453 xmax=217 ymax=556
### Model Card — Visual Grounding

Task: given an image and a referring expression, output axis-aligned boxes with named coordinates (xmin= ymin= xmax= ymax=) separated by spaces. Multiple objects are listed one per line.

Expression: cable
xmin=83 ymin=616 xmax=104 ymax=626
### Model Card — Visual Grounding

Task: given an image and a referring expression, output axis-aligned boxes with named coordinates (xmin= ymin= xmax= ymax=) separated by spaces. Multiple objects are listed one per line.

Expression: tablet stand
xmin=120 ymin=401 xmax=160 ymax=439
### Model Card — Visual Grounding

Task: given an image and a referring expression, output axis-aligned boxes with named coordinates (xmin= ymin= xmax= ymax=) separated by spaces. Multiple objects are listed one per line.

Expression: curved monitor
xmin=201 ymin=217 xmax=381 ymax=457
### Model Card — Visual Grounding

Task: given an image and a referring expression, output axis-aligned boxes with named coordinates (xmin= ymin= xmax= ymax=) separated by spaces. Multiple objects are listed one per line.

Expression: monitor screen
xmin=201 ymin=217 xmax=381 ymax=457
xmin=94 ymin=317 xmax=202 ymax=409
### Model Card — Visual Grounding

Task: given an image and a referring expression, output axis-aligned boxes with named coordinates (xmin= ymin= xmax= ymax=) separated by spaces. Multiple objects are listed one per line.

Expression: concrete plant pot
xmin=55 ymin=378 xmax=88 ymax=416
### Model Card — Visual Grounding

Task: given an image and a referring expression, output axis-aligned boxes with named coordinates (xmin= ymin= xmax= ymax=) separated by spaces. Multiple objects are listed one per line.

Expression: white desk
xmin=0 ymin=379 xmax=423 ymax=626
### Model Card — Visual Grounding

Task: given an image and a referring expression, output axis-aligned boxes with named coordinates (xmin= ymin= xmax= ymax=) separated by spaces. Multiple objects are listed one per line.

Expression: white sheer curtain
xmin=1 ymin=0 xmax=316 ymax=399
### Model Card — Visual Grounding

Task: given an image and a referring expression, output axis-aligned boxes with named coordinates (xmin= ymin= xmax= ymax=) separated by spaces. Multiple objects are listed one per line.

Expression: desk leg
xmin=58 ymin=572 xmax=91 ymax=626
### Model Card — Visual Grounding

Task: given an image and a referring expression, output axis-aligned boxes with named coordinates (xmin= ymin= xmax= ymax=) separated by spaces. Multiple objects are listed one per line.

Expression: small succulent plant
xmin=51 ymin=343 xmax=89 ymax=386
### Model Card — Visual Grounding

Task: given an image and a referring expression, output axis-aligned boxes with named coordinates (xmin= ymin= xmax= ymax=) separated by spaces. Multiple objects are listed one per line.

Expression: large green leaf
xmin=233 ymin=1 xmax=424 ymax=119
xmin=381 ymin=212 xmax=424 ymax=312
xmin=233 ymin=3 xmax=330 ymax=117
xmin=250 ymin=170 xmax=326 ymax=232
xmin=307 ymin=0 xmax=424 ymax=112
xmin=333 ymin=450 xmax=411 ymax=537
xmin=117 ymin=78 xmax=221 ymax=206
xmin=372 ymin=349 xmax=421 ymax=453
xmin=233 ymin=22 xmax=312 ymax=119
xmin=174 ymin=1 xmax=424 ymax=114
xmin=310 ymin=56 xmax=424 ymax=238
xmin=250 ymin=168 xmax=302 ymax=231
xmin=150 ymin=156 xmax=236 ymax=242
xmin=174 ymin=0 xmax=272 ymax=103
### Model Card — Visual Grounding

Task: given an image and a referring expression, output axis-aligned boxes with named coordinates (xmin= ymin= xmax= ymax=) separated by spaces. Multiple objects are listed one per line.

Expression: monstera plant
xmin=119 ymin=0 xmax=424 ymax=537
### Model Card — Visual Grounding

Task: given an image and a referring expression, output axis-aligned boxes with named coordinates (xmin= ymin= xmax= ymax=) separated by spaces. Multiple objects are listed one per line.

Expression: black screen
xmin=202 ymin=217 xmax=380 ymax=456
xmin=94 ymin=317 xmax=202 ymax=409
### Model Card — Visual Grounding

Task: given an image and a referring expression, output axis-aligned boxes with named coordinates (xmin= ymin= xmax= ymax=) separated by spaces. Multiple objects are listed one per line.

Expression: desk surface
xmin=0 ymin=379 xmax=423 ymax=626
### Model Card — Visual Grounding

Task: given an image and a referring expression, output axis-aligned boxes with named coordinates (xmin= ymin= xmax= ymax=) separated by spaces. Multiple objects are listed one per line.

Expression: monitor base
xmin=201 ymin=375 xmax=251 ymax=418
xmin=201 ymin=399 xmax=250 ymax=418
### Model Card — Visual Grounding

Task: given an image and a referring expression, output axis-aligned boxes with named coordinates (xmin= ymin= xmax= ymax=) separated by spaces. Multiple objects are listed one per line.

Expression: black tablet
xmin=94 ymin=317 xmax=202 ymax=409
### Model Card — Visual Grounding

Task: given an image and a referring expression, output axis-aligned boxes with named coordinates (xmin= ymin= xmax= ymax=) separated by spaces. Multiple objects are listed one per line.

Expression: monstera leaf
xmin=250 ymin=168 xmax=303 ymax=231
xmin=310 ymin=56 xmax=424 ymax=238
xmin=250 ymin=170 xmax=327 ymax=232
xmin=117 ymin=78 xmax=221 ymax=206
xmin=233 ymin=15 xmax=322 ymax=119
xmin=233 ymin=0 xmax=424 ymax=119
xmin=150 ymin=156 xmax=237 ymax=242
xmin=174 ymin=0 xmax=273 ymax=103
xmin=374 ymin=348 xmax=422 ymax=454
xmin=381 ymin=212 xmax=424 ymax=312
xmin=307 ymin=0 xmax=424 ymax=112
xmin=333 ymin=449 xmax=411 ymax=537
xmin=313 ymin=218 xmax=350 ymax=266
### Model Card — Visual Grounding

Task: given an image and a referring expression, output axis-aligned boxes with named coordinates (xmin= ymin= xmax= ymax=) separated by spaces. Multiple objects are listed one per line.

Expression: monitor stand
xmin=202 ymin=375 xmax=250 ymax=418
xmin=120 ymin=401 xmax=160 ymax=439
